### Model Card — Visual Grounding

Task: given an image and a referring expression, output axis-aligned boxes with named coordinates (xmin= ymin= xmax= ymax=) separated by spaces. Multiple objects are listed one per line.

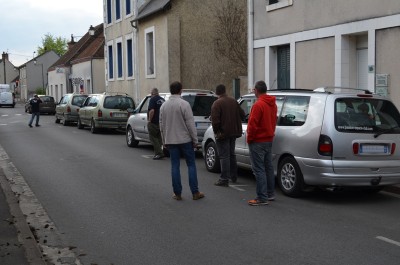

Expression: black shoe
xmin=35 ymin=124 xmax=40 ymax=127
xmin=29 ymin=124 xmax=33 ymax=128
xmin=230 ymin=177 xmax=237 ymax=183
xmin=214 ymin=180 xmax=229 ymax=187
xmin=153 ymin=154 xmax=163 ymax=160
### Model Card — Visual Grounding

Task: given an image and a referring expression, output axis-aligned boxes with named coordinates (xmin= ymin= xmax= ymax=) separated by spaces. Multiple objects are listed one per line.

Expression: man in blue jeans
xmin=247 ymin=81 xmax=277 ymax=206
xmin=159 ymin=81 xmax=204 ymax=201
xmin=28 ymin=94 xmax=42 ymax=128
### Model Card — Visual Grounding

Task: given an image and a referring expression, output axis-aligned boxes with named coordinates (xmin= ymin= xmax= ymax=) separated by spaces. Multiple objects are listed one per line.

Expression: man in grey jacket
xmin=159 ymin=81 xmax=205 ymax=201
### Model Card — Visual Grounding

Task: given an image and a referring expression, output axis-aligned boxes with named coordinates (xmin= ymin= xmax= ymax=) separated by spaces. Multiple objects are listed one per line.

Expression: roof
xmin=133 ymin=0 xmax=171 ymax=21
xmin=49 ymin=23 xmax=104 ymax=70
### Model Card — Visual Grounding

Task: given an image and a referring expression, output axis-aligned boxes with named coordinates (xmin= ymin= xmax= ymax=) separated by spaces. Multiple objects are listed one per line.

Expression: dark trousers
xmin=216 ymin=137 xmax=238 ymax=182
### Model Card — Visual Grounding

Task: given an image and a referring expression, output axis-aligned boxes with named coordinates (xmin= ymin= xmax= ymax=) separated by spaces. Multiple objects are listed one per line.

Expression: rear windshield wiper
xmin=374 ymin=126 xmax=400 ymax=138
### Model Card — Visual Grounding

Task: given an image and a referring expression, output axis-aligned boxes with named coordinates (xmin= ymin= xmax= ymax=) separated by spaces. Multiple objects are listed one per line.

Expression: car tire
xmin=90 ymin=119 xmax=97 ymax=134
xmin=277 ymin=156 xmax=305 ymax=197
xmin=126 ymin=126 xmax=139 ymax=147
xmin=77 ymin=118 xmax=84 ymax=129
xmin=204 ymin=141 xmax=221 ymax=173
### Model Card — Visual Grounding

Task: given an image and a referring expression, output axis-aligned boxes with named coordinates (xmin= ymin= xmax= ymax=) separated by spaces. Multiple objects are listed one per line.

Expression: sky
xmin=0 ymin=0 xmax=104 ymax=67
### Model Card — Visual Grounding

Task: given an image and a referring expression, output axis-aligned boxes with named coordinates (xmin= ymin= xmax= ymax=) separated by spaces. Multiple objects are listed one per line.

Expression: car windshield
xmin=182 ymin=95 xmax=216 ymax=116
xmin=335 ymin=98 xmax=400 ymax=133
xmin=104 ymin=96 xmax=135 ymax=110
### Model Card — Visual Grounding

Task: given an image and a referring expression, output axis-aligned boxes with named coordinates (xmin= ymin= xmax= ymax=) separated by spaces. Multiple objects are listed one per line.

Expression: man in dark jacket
xmin=28 ymin=94 xmax=42 ymax=127
xmin=211 ymin=84 xmax=245 ymax=186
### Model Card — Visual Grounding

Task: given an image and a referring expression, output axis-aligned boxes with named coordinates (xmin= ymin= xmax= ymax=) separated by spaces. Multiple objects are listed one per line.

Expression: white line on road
xmin=230 ymin=185 xmax=249 ymax=191
xmin=376 ymin=236 xmax=400 ymax=247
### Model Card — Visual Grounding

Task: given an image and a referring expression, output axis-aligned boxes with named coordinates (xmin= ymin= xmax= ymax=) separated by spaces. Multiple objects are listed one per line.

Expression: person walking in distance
xmin=28 ymin=94 xmax=42 ymax=127
xmin=148 ymin=88 xmax=165 ymax=160
xmin=247 ymin=81 xmax=277 ymax=206
xmin=211 ymin=84 xmax=245 ymax=186
xmin=159 ymin=81 xmax=204 ymax=201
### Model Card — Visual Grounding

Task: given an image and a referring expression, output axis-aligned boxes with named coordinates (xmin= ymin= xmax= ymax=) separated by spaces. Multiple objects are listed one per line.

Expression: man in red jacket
xmin=247 ymin=81 xmax=277 ymax=206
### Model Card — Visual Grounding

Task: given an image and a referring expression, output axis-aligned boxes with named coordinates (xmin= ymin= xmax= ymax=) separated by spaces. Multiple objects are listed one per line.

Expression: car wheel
xmin=77 ymin=118 xmax=84 ymax=129
xmin=204 ymin=141 xmax=221 ymax=173
xmin=126 ymin=126 xmax=139 ymax=147
xmin=90 ymin=119 xmax=97 ymax=134
xmin=277 ymin=156 xmax=305 ymax=197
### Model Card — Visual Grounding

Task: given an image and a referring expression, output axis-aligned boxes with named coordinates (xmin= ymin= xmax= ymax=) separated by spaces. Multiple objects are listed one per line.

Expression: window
xmin=335 ymin=98 xmax=400 ymax=133
xmin=107 ymin=43 xmax=114 ymax=80
xmin=145 ymin=27 xmax=155 ymax=77
xmin=126 ymin=0 xmax=131 ymax=15
xmin=267 ymin=0 xmax=293 ymax=12
xmin=116 ymin=40 xmax=123 ymax=78
xmin=116 ymin=0 xmax=121 ymax=21
xmin=107 ymin=0 xmax=112 ymax=24
xmin=278 ymin=96 xmax=310 ymax=126
xmin=126 ymin=37 xmax=134 ymax=78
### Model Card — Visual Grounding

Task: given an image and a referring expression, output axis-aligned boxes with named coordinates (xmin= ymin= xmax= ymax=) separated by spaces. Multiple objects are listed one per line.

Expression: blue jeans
xmin=29 ymin=112 xmax=40 ymax=126
xmin=216 ymin=137 xmax=238 ymax=182
xmin=167 ymin=142 xmax=199 ymax=195
xmin=249 ymin=142 xmax=275 ymax=201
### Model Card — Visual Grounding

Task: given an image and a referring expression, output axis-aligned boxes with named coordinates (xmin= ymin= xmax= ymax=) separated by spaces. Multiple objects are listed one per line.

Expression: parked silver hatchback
xmin=126 ymin=90 xmax=217 ymax=149
xmin=55 ymin=93 xmax=88 ymax=126
xmin=202 ymin=87 xmax=400 ymax=197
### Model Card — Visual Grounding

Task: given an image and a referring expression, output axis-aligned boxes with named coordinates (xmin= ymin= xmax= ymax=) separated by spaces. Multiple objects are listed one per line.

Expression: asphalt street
xmin=1 ymin=104 xmax=400 ymax=265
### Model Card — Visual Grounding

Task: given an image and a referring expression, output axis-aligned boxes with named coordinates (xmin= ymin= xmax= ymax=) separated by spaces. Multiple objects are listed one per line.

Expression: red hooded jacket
xmin=247 ymin=94 xmax=277 ymax=143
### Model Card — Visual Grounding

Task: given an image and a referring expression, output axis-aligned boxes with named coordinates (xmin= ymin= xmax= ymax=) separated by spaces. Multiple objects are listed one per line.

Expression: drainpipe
xmin=247 ymin=0 xmax=254 ymax=92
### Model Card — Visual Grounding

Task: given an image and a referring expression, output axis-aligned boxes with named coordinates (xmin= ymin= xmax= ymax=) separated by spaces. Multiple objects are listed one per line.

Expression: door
xmin=357 ymin=49 xmax=368 ymax=90
xmin=277 ymin=45 xmax=290 ymax=89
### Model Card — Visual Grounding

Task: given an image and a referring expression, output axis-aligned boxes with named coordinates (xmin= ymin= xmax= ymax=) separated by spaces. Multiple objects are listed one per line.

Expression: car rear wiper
xmin=374 ymin=125 xmax=400 ymax=138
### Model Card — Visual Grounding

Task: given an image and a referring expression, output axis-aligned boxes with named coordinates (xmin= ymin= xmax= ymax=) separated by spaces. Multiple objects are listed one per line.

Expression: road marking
xmin=381 ymin=191 xmax=400 ymax=199
xmin=1 ymin=114 xmax=9 ymax=117
xmin=0 ymin=124 xmax=6 ymax=126
xmin=376 ymin=236 xmax=400 ymax=247
xmin=230 ymin=185 xmax=249 ymax=191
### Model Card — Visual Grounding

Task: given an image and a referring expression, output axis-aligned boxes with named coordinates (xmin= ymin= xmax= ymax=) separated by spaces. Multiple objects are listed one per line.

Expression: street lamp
xmin=33 ymin=59 xmax=45 ymax=91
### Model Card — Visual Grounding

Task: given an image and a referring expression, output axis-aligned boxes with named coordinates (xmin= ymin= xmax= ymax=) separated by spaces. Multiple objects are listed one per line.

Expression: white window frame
xmin=115 ymin=0 xmax=122 ymax=22
xmin=115 ymin=37 xmax=124 ymax=80
xmin=125 ymin=0 xmax=133 ymax=18
xmin=107 ymin=40 xmax=115 ymax=81
xmin=125 ymin=33 xmax=135 ymax=80
xmin=266 ymin=0 xmax=293 ymax=12
xmin=144 ymin=26 xmax=156 ymax=78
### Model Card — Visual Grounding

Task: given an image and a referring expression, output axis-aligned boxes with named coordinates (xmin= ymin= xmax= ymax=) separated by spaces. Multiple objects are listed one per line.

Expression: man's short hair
xmin=215 ymin=84 xmax=226 ymax=96
xmin=170 ymin=81 xmax=182 ymax=95
xmin=254 ymin=80 xmax=267 ymax=93
xmin=151 ymin=88 xmax=159 ymax=95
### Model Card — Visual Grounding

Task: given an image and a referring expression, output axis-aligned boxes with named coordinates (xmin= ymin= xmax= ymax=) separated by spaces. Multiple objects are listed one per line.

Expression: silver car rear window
xmin=335 ymin=98 xmax=400 ymax=133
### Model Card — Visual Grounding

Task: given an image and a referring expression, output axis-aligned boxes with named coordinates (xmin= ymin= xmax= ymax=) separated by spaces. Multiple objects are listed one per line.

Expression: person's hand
xmin=192 ymin=142 xmax=197 ymax=149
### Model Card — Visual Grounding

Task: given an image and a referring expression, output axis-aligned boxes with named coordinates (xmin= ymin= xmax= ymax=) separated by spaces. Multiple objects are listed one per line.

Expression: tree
xmin=37 ymin=33 xmax=67 ymax=56
xmin=210 ymin=0 xmax=247 ymax=70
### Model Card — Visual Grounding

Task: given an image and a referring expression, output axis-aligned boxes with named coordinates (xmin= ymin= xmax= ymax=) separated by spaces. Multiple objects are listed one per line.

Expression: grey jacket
xmin=159 ymin=95 xmax=198 ymax=145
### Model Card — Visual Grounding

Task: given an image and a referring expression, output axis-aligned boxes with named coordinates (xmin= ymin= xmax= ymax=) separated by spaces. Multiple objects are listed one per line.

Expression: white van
xmin=0 ymin=92 xmax=15 ymax=108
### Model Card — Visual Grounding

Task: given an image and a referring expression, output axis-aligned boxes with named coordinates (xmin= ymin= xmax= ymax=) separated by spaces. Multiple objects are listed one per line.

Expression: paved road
xmin=1 ymin=105 xmax=400 ymax=265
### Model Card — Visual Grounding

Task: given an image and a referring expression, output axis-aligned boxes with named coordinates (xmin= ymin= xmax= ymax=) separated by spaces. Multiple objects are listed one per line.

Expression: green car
xmin=77 ymin=92 xmax=135 ymax=133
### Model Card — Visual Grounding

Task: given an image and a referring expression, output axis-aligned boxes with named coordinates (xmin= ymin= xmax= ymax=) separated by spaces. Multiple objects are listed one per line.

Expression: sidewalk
xmin=0 ymin=180 xmax=31 ymax=264
xmin=0 ymin=170 xmax=45 ymax=265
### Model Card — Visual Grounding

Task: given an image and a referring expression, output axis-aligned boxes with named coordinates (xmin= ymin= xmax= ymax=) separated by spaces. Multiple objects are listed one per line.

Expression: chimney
xmin=67 ymin=34 xmax=76 ymax=50
xmin=2 ymin=52 xmax=8 ymax=61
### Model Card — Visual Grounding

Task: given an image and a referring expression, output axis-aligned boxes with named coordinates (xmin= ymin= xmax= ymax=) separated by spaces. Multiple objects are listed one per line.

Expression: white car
xmin=126 ymin=90 xmax=217 ymax=149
